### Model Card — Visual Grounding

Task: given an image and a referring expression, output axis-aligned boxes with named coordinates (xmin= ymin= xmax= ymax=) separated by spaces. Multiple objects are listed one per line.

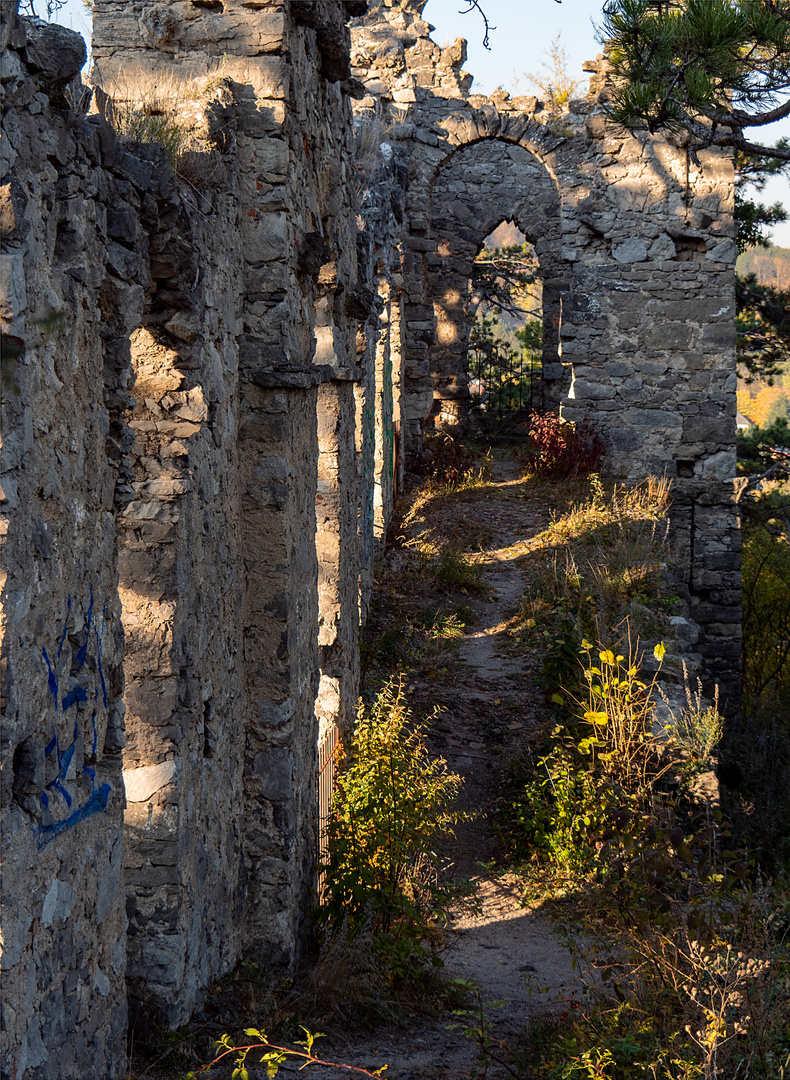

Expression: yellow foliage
xmin=738 ymin=382 xmax=790 ymax=427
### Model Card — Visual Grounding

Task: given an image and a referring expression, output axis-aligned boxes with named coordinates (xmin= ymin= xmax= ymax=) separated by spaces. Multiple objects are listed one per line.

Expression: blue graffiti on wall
xmin=38 ymin=784 xmax=111 ymax=846
xmin=36 ymin=590 xmax=113 ymax=849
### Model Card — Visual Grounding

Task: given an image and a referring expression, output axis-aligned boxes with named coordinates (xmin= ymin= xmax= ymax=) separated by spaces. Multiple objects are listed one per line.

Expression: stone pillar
xmin=355 ymin=310 xmax=378 ymax=623
xmin=374 ymin=280 xmax=396 ymax=538
xmin=400 ymin=237 xmax=436 ymax=449
xmin=316 ymin=379 xmax=361 ymax=742
xmin=390 ymin=283 xmax=406 ymax=495
xmin=239 ymin=383 xmax=321 ymax=962
xmin=118 ymin=175 xmax=245 ymax=1026
xmin=227 ymin=1 xmax=365 ymax=962
xmin=1 ymin=14 xmax=128 ymax=1077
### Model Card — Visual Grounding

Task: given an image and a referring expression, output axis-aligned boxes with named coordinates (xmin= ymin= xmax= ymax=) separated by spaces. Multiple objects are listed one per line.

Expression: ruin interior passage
xmin=0 ymin=2 xmax=741 ymax=1077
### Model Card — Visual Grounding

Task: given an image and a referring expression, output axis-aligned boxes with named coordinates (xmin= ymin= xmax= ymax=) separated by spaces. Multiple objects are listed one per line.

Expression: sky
xmin=46 ymin=0 xmax=790 ymax=246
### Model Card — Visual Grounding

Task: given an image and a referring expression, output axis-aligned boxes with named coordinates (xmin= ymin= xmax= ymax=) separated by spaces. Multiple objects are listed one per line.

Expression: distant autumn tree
xmin=738 ymin=380 xmax=790 ymax=425
xmin=469 ymin=242 xmax=539 ymax=321
xmin=735 ymin=146 xmax=790 ymax=384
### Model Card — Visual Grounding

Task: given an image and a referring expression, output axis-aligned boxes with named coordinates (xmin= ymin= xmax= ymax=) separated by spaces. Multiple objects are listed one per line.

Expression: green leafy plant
xmin=508 ymin=629 xmax=790 ymax=1079
xmin=318 ymin=677 xmax=464 ymax=981
xmin=447 ymin=983 xmax=521 ymax=1080
xmin=505 ymin=640 xmax=674 ymax=873
xmin=436 ymin=545 xmax=485 ymax=594
xmin=187 ymin=1026 xmax=387 ymax=1078
xmin=421 ymin=431 xmax=493 ymax=488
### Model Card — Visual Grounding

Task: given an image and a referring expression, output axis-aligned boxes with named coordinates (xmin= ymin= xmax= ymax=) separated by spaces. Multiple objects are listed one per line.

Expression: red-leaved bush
xmin=523 ymin=413 xmax=605 ymax=479
xmin=419 ymin=430 xmax=483 ymax=485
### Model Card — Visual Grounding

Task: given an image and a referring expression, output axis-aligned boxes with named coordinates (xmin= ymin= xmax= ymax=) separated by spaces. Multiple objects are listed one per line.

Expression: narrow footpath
xmin=318 ymin=453 xmax=583 ymax=1079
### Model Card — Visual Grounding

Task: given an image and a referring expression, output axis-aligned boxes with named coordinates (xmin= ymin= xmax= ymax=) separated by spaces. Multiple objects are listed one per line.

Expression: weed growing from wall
xmin=94 ymin=69 xmax=229 ymax=185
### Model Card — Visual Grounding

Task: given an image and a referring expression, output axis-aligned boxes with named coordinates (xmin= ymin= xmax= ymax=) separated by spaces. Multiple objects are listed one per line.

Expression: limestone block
xmin=622 ymin=408 xmax=683 ymax=428
xmin=242 ymin=209 xmax=288 ymax=264
xmin=23 ymin=19 xmax=86 ymax=95
xmin=683 ymin=417 xmax=732 ymax=444
xmin=612 ymin=238 xmax=647 ymax=263
xmin=123 ymin=760 xmax=178 ymax=802
xmin=648 ymin=233 xmax=676 ymax=261
xmin=248 ymin=135 xmax=289 ymax=181
xmin=163 ymin=312 xmax=199 ymax=343
xmin=706 ymin=238 xmax=738 ymax=264
xmin=96 ymin=839 xmax=123 ymax=923
xmin=40 ymin=878 xmax=77 ymax=928
xmin=171 ymin=387 xmax=208 ymax=422
xmin=570 ymin=377 xmax=616 ymax=400
xmin=700 ymin=450 xmax=736 ymax=479
xmin=0 ymin=47 xmax=23 ymax=85
xmin=644 ymin=323 xmax=693 ymax=350
xmin=0 ymin=251 xmax=26 ymax=322
xmin=668 ymin=615 xmax=700 ymax=647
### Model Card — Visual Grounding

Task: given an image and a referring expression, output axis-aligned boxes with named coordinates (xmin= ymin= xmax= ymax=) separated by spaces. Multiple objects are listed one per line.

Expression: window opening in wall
xmin=467 ymin=221 xmax=544 ymax=422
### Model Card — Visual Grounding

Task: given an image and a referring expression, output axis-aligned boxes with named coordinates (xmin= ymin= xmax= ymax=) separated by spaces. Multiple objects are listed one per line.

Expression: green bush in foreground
xmin=510 ymin=641 xmax=790 ymax=1079
xmin=318 ymin=676 xmax=463 ymax=982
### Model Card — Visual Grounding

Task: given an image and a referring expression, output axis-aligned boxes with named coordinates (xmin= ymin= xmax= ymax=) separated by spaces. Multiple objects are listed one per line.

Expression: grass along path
xmin=131 ymin=449 xmax=789 ymax=1080
xmin=131 ymin=450 xmax=586 ymax=1080
xmin=329 ymin=450 xmax=587 ymax=1079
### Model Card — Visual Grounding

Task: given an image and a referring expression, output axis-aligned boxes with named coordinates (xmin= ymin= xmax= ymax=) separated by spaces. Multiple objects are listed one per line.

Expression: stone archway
xmin=425 ymin=137 xmax=569 ymax=429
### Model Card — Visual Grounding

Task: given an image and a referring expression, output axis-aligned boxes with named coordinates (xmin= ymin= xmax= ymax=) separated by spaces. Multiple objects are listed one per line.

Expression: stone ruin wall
xmin=350 ymin=0 xmax=741 ymax=707
xmin=1 ymin=1 xmax=403 ymax=1072
xmin=0 ymin=0 xmax=740 ymax=1077
xmin=0 ymin=17 xmax=130 ymax=1076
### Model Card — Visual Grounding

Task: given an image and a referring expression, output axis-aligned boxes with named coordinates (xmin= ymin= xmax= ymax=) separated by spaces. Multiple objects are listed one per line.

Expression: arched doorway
xmin=466 ymin=220 xmax=544 ymax=422
xmin=424 ymin=138 xmax=569 ymax=429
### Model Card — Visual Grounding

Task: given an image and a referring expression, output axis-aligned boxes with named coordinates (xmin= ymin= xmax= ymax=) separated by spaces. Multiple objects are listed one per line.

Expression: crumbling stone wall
xmin=89 ymin=0 xmax=393 ymax=981
xmin=2 ymin=0 xmax=403 ymax=1072
xmin=118 ymin=165 xmax=246 ymax=1024
xmin=1 ymin=14 xmax=133 ymax=1077
xmin=1 ymin=0 xmax=742 ymax=1076
xmin=350 ymin=0 xmax=741 ymax=708
xmin=352 ymin=139 xmax=407 ymax=609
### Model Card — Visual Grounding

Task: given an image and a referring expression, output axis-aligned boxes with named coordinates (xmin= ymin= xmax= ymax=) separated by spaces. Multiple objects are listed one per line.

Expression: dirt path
xmin=133 ymin=453 xmax=587 ymax=1080
xmin=315 ymin=455 xmax=583 ymax=1079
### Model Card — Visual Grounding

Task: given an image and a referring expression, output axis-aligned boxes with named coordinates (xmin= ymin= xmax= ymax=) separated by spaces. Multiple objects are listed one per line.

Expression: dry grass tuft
xmin=93 ymin=65 xmax=231 ymax=186
xmin=518 ymin=475 xmax=677 ymax=648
